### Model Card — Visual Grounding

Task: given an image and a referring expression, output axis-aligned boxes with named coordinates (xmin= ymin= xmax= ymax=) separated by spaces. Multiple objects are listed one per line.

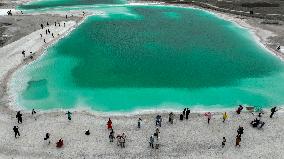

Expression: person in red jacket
xmin=107 ymin=118 xmax=112 ymax=129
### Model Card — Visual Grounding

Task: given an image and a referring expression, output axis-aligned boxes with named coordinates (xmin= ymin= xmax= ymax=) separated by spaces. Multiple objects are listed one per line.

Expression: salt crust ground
xmin=0 ymin=110 xmax=283 ymax=159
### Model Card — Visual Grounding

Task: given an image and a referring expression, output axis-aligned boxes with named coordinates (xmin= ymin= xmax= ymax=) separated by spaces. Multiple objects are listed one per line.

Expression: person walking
xmin=13 ymin=126 xmax=20 ymax=138
xmin=149 ymin=135 xmax=154 ymax=148
xmin=223 ymin=112 xmax=228 ymax=122
xmin=16 ymin=111 xmax=22 ymax=124
xmin=270 ymin=107 xmax=277 ymax=118
xmin=32 ymin=109 xmax=37 ymax=120
xmin=138 ymin=118 xmax=142 ymax=128
xmin=65 ymin=111 xmax=72 ymax=121
xmin=40 ymin=24 xmax=43 ymax=29
xmin=222 ymin=137 xmax=226 ymax=148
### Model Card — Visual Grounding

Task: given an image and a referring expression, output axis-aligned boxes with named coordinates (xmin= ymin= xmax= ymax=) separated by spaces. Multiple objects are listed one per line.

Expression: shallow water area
xmin=10 ymin=4 xmax=284 ymax=112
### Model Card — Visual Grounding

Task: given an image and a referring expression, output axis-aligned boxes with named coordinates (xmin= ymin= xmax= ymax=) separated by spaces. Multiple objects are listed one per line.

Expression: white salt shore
xmin=0 ymin=110 xmax=283 ymax=158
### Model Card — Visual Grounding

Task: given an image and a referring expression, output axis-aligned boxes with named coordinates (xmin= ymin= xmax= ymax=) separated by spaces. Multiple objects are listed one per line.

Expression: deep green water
xmin=11 ymin=5 xmax=284 ymax=112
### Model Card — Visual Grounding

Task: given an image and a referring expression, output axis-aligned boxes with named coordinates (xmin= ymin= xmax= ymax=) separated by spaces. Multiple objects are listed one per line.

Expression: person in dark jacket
xmin=13 ymin=126 xmax=20 ymax=138
xmin=16 ymin=111 xmax=22 ymax=124
xmin=270 ymin=107 xmax=277 ymax=118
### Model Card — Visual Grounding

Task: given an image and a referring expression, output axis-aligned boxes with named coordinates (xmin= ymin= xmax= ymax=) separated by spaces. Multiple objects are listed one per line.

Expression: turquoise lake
xmin=11 ymin=4 xmax=284 ymax=112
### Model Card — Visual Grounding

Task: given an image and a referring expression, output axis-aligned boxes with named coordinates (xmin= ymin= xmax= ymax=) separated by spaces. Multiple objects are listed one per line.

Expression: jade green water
xmin=18 ymin=0 xmax=125 ymax=10
xmin=11 ymin=5 xmax=284 ymax=112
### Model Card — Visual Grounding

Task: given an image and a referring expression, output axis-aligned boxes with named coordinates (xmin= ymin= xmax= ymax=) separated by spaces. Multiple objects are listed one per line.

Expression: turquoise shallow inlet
xmin=11 ymin=5 xmax=284 ymax=112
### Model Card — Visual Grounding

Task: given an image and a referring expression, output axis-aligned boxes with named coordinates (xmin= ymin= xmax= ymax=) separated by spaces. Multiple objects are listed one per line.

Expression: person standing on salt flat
xmin=223 ymin=112 xmax=228 ymax=123
xmin=155 ymin=127 xmax=160 ymax=139
xmin=237 ymin=126 xmax=244 ymax=137
xmin=107 ymin=118 xmax=112 ymax=129
xmin=182 ymin=108 xmax=186 ymax=118
xmin=40 ymin=24 xmax=43 ymax=29
xmin=138 ymin=118 xmax=142 ymax=128
xmin=270 ymin=107 xmax=277 ymax=118
xmin=185 ymin=108 xmax=190 ymax=120
xmin=21 ymin=50 xmax=25 ymax=57
xmin=16 ymin=111 xmax=22 ymax=124
xmin=120 ymin=133 xmax=126 ymax=148
xmin=13 ymin=126 xmax=20 ymax=138
xmin=169 ymin=112 xmax=174 ymax=124
xmin=65 ymin=111 xmax=72 ymax=121
xmin=109 ymin=129 xmax=114 ymax=142
xmin=32 ymin=109 xmax=36 ymax=120
xmin=179 ymin=113 xmax=183 ymax=121
xmin=149 ymin=135 xmax=154 ymax=148
xmin=154 ymin=132 xmax=159 ymax=149
xmin=222 ymin=137 xmax=226 ymax=148
xmin=155 ymin=115 xmax=162 ymax=127
xmin=205 ymin=112 xmax=212 ymax=124
xmin=235 ymin=134 xmax=241 ymax=147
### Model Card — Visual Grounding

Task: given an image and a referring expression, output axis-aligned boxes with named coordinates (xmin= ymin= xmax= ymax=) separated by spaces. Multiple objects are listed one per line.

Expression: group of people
xmin=106 ymin=118 xmax=127 ymax=148
xmin=251 ymin=118 xmax=265 ymax=128
xmin=12 ymin=106 xmax=280 ymax=150
xmin=39 ymin=20 xmax=66 ymax=44
xmin=180 ymin=108 xmax=190 ymax=120
xmin=149 ymin=127 xmax=160 ymax=149
xmin=7 ymin=10 xmax=13 ymax=16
